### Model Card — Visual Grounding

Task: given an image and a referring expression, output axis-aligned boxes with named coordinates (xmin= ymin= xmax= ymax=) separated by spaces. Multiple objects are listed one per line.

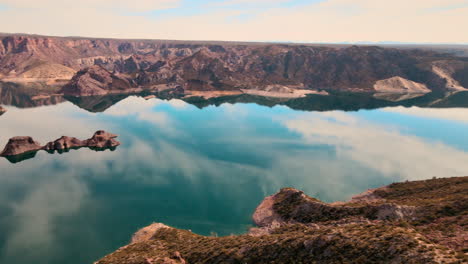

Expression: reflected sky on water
xmin=1 ymin=96 xmax=468 ymax=264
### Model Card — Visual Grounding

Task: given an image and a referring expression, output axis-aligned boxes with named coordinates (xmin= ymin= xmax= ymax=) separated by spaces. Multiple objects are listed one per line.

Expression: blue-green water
xmin=1 ymin=95 xmax=468 ymax=264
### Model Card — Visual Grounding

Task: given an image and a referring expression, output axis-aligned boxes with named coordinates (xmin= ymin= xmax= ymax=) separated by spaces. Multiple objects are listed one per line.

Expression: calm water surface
xmin=1 ymin=95 xmax=468 ymax=264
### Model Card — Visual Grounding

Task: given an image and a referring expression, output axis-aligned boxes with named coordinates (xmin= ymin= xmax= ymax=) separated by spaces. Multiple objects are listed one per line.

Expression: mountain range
xmin=1 ymin=34 xmax=467 ymax=96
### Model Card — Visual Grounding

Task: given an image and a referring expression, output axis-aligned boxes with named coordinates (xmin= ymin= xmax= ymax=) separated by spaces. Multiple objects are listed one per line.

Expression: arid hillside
xmin=96 ymin=176 xmax=468 ymax=264
xmin=1 ymin=34 xmax=468 ymax=95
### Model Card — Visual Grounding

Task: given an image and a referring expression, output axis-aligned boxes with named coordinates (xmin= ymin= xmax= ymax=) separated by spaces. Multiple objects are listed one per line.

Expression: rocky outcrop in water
xmin=0 ymin=130 xmax=120 ymax=163
xmin=0 ymin=105 xmax=6 ymax=115
xmin=42 ymin=130 xmax=120 ymax=152
xmin=0 ymin=136 xmax=42 ymax=156
xmin=43 ymin=136 xmax=84 ymax=152
xmin=1 ymin=34 xmax=467 ymax=94
xmin=82 ymin=130 xmax=121 ymax=149
xmin=96 ymin=176 xmax=467 ymax=264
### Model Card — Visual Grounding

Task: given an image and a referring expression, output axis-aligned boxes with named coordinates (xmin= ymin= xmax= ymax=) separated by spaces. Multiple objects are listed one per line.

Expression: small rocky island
xmin=96 ymin=176 xmax=467 ymax=264
xmin=0 ymin=130 xmax=120 ymax=163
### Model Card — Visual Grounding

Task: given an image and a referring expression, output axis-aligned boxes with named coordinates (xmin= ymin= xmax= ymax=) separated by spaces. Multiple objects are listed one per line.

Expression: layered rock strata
xmin=1 ymin=34 xmax=467 ymax=95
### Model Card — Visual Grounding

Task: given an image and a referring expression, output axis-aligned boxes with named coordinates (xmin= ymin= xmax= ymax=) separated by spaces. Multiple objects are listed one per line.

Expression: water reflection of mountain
xmin=2 ymin=81 xmax=468 ymax=113
xmin=284 ymin=91 xmax=468 ymax=111
xmin=60 ymin=91 xmax=468 ymax=113
xmin=184 ymin=91 xmax=468 ymax=111
xmin=64 ymin=94 xmax=133 ymax=113
xmin=0 ymin=82 xmax=64 ymax=108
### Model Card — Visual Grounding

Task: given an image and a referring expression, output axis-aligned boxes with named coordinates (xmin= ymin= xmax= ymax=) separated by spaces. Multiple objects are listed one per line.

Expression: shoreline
xmin=96 ymin=176 xmax=468 ymax=264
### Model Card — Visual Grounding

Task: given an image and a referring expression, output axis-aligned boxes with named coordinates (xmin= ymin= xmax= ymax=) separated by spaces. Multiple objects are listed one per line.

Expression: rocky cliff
xmin=61 ymin=65 xmax=133 ymax=96
xmin=96 ymin=176 xmax=467 ymax=264
xmin=1 ymin=34 xmax=467 ymax=95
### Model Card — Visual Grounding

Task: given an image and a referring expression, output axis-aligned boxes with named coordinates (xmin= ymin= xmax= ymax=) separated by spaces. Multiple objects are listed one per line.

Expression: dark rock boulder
xmin=61 ymin=65 xmax=132 ymax=96
xmin=0 ymin=136 xmax=42 ymax=156
xmin=0 ymin=106 xmax=6 ymax=115
xmin=84 ymin=130 xmax=120 ymax=149
xmin=43 ymin=136 xmax=84 ymax=152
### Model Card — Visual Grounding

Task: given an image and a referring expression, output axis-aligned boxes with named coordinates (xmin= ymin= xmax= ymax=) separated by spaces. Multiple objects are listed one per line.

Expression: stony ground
xmin=97 ymin=176 xmax=467 ymax=264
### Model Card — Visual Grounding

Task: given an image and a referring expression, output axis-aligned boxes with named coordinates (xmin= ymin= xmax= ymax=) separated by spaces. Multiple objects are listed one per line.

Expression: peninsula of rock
xmin=96 ymin=176 xmax=467 ymax=264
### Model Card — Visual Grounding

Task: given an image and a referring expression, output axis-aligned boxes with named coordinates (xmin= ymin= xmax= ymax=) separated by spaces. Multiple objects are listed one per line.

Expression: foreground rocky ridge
xmin=0 ymin=130 xmax=120 ymax=163
xmin=1 ymin=34 xmax=467 ymax=95
xmin=97 ymin=177 xmax=467 ymax=264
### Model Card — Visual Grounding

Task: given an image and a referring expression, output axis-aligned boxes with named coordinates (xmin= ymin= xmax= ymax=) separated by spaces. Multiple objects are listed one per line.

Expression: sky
xmin=0 ymin=0 xmax=467 ymax=43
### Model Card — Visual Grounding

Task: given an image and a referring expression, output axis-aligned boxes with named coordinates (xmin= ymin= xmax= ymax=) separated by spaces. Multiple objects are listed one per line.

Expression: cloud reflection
xmin=2 ymin=99 xmax=468 ymax=264
xmin=283 ymin=110 xmax=468 ymax=181
xmin=382 ymin=106 xmax=468 ymax=124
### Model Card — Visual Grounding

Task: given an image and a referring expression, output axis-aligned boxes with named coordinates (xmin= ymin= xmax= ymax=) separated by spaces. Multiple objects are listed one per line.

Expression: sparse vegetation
xmin=97 ymin=177 xmax=468 ymax=264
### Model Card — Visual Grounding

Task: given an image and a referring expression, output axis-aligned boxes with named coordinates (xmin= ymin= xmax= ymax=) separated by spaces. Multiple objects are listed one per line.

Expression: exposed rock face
xmin=0 ymin=136 xmax=42 ymax=156
xmin=83 ymin=130 xmax=120 ymax=149
xmin=1 ymin=34 xmax=466 ymax=93
xmin=0 ymin=130 xmax=121 ymax=162
xmin=43 ymin=130 xmax=120 ymax=152
xmin=97 ymin=177 xmax=467 ymax=264
xmin=374 ymin=76 xmax=431 ymax=93
xmin=1 ymin=62 xmax=77 ymax=83
xmin=43 ymin=136 xmax=84 ymax=152
xmin=131 ymin=223 xmax=172 ymax=244
xmin=61 ymin=65 xmax=132 ymax=96
xmin=253 ymin=187 xmax=417 ymax=227
xmin=251 ymin=194 xmax=282 ymax=227
xmin=432 ymin=61 xmax=467 ymax=91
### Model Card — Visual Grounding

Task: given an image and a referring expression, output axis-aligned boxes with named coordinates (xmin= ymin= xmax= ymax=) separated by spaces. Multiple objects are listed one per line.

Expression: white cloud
xmin=0 ymin=0 xmax=180 ymax=11
xmin=0 ymin=103 xmax=103 ymax=145
xmin=2 ymin=176 xmax=88 ymax=260
xmin=283 ymin=110 xmax=468 ymax=180
xmin=0 ymin=0 xmax=467 ymax=42
xmin=382 ymin=106 xmax=468 ymax=124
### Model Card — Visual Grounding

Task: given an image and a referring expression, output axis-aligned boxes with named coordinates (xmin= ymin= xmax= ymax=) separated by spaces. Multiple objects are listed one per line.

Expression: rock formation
xmin=82 ymin=130 xmax=120 ymax=149
xmin=96 ymin=176 xmax=467 ymax=264
xmin=432 ymin=61 xmax=467 ymax=91
xmin=1 ymin=62 xmax=76 ymax=83
xmin=0 ymin=130 xmax=120 ymax=163
xmin=42 ymin=136 xmax=84 ymax=152
xmin=373 ymin=76 xmax=431 ymax=93
xmin=1 ymin=34 xmax=467 ymax=95
xmin=42 ymin=130 xmax=120 ymax=152
xmin=61 ymin=65 xmax=132 ymax=96
xmin=252 ymin=187 xmax=417 ymax=227
xmin=0 ymin=136 xmax=42 ymax=156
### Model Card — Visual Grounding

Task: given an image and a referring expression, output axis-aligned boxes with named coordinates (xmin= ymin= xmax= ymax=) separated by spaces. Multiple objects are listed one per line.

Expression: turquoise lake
xmin=1 ymin=93 xmax=468 ymax=264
